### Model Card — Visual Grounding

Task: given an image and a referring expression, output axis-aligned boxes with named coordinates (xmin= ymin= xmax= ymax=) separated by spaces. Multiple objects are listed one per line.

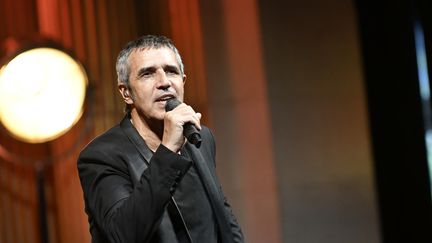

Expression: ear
xmin=118 ymin=83 xmax=133 ymax=105
xmin=182 ymin=74 xmax=187 ymax=84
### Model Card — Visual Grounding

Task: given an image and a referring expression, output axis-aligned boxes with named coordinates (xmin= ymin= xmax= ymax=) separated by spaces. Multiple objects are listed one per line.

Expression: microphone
xmin=165 ymin=98 xmax=202 ymax=148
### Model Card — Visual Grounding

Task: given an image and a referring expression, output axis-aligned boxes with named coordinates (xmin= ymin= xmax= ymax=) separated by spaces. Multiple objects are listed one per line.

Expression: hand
xmin=162 ymin=103 xmax=201 ymax=152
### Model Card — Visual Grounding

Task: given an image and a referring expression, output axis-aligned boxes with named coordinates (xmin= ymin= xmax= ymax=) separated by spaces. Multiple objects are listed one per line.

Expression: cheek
xmin=174 ymin=81 xmax=185 ymax=92
xmin=133 ymin=84 xmax=153 ymax=99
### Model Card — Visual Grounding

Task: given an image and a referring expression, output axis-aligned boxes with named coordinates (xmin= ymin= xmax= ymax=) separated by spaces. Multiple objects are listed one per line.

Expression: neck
xmin=129 ymin=110 xmax=163 ymax=152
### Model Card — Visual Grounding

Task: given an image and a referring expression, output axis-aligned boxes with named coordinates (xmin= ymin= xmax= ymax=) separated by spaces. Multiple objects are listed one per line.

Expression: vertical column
xmin=0 ymin=0 xmax=38 ymax=39
xmin=36 ymin=0 xmax=61 ymax=41
xmin=221 ymin=0 xmax=282 ymax=242
xmin=168 ymin=0 xmax=209 ymax=122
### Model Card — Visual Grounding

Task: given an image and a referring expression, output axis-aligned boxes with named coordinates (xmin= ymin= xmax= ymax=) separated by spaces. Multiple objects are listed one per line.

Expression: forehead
xmin=128 ymin=47 xmax=179 ymax=70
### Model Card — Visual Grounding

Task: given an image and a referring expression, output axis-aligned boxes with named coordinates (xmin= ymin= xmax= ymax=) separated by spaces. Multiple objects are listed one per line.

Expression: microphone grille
xmin=165 ymin=98 xmax=181 ymax=112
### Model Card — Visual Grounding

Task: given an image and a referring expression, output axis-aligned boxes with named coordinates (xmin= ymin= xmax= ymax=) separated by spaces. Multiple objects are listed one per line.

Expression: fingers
xmin=162 ymin=103 xmax=202 ymax=152
xmin=189 ymin=112 xmax=202 ymax=130
xmin=195 ymin=113 xmax=202 ymax=130
xmin=169 ymin=103 xmax=201 ymax=129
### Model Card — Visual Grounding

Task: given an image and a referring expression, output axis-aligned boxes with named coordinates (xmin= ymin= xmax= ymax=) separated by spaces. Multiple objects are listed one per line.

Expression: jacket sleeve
xmin=222 ymin=194 xmax=245 ymax=243
xmin=205 ymin=128 xmax=245 ymax=243
xmin=78 ymin=144 xmax=192 ymax=243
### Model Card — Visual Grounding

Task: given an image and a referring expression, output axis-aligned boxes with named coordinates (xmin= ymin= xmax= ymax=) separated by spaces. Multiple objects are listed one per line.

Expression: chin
xmin=151 ymin=110 xmax=166 ymax=121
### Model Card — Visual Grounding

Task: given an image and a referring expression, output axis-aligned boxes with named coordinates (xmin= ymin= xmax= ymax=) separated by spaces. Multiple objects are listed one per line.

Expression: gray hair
xmin=116 ymin=35 xmax=185 ymax=87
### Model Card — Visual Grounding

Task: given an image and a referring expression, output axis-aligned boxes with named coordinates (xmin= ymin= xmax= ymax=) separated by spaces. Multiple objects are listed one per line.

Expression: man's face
xmin=123 ymin=47 xmax=185 ymax=121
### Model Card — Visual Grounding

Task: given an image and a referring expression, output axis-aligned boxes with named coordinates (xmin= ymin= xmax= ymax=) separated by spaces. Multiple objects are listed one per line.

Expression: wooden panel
xmin=220 ymin=0 xmax=282 ymax=242
xmin=36 ymin=0 xmax=60 ymax=40
xmin=0 ymin=161 xmax=39 ymax=243
xmin=0 ymin=0 xmax=38 ymax=39
xmin=69 ymin=0 xmax=86 ymax=61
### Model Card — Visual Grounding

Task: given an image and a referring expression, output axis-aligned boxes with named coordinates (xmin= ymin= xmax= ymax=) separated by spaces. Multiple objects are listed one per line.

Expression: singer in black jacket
xmin=77 ymin=35 xmax=244 ymax=243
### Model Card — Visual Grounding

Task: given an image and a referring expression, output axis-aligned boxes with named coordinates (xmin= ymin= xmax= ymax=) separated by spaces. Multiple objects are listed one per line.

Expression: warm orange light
xmin=0 ymin=48 xmax=87 ymax=143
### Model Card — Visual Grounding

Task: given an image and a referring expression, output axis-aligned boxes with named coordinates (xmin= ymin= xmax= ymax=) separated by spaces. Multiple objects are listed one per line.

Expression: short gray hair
xmin=116 ymin=35 xmax=184 ymax=87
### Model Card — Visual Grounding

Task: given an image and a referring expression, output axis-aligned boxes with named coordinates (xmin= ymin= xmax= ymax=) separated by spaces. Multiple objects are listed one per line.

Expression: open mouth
xmin=155 ymin=94 xmax=175 ymax=103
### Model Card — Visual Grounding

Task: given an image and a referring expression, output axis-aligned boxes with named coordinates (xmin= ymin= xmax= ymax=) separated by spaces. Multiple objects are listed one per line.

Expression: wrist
xmin=161 ymin=142 xmax=179 ymax=153
xmin=161 ymin=138 xmax=185 ymax=153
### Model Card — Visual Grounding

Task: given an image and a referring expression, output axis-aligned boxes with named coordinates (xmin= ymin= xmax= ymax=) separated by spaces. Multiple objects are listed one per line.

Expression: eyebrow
xmin=136 ymin=64 xmax=180 ymax=78
xmin=136 ymin=66 xmax=155 ymax=78
xmin=163 ymin=64 xmax=180 ymax=73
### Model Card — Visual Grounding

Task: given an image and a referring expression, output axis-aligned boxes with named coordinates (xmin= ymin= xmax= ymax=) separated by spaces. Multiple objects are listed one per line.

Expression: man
xmin=77 ymin=35 xmax=244 ymax=243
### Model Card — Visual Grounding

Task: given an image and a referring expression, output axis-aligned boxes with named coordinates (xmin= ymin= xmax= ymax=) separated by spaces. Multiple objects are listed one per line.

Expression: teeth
xmin=157 ymin=96 xmax=172 ymax=102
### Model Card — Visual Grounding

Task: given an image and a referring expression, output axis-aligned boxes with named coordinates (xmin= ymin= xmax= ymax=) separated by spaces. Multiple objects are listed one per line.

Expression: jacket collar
xmin=119 ymin=115 xmax=153 ymax=180
xmin=120 ymin=114 xmax=153 ymax=163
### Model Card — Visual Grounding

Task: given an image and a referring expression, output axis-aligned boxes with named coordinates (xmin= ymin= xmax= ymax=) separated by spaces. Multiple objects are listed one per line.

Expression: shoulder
xmin=78 ymin=123 xmax=129 ymax=162
xmin=200 ymin=125 xmax=213 ymax=139
xmin=195 ymin=125 xmax=217 ymax=162
xmin=199 ymin=125 xmax=215 ymax=145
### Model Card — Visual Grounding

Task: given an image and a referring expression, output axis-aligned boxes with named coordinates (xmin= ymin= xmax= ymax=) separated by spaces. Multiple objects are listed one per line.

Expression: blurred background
xmin=0 ymin=0 xmax=432 ymax=242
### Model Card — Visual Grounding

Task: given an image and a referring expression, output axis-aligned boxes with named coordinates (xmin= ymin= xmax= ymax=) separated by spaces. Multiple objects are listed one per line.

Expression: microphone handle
xmin=165 ymin=98 xmax=202 ymax=148
xmin=183 ymin=123 xmax=202 ymax=148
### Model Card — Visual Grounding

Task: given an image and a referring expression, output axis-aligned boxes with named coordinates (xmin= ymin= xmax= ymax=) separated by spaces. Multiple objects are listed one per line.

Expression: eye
xmin=165 ymin=67 xmax=180 ymax=75
xmin=138 ymin=68 xmax=155 ymax=78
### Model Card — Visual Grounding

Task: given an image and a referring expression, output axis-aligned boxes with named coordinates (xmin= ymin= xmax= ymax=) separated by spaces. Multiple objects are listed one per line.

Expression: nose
xmin=156 ymin=70 xmax=171 ymax=90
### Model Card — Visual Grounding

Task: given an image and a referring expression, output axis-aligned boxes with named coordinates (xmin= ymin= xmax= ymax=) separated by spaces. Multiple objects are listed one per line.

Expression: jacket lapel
xmin=119 ymin=116 xmax=151 ymax=179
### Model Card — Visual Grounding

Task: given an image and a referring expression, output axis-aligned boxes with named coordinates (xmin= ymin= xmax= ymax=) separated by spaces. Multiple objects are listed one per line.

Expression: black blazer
xmin=77 ymin=116 xmax=244 ymax=243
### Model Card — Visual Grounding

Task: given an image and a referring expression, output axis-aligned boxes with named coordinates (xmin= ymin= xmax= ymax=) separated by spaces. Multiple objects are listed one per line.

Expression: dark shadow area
xmin=356 ymin=0 xmax=432 ymax=242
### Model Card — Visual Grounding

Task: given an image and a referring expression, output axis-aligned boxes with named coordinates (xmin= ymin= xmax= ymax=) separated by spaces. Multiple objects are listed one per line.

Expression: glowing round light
xmin=0 ymin=48 xmax=87 ymax=143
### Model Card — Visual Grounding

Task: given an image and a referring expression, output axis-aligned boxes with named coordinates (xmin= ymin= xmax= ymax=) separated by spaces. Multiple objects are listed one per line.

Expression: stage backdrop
xmin=0 ymin=0 xmax=379 ymax=243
